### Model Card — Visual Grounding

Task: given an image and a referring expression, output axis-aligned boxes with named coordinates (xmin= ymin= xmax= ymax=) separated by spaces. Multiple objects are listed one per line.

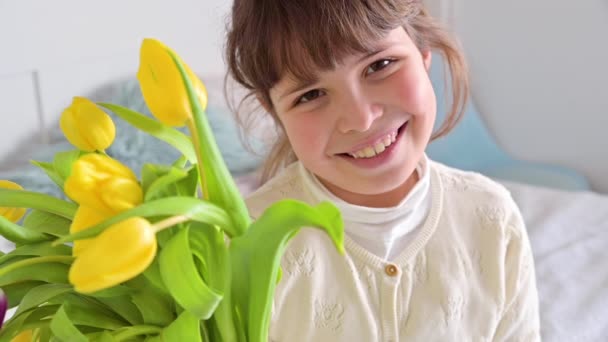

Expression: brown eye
xmin=295 ymin=89 xmax=324 ymax=105
xmin=366 ymin=59 xmax=393 ymax=75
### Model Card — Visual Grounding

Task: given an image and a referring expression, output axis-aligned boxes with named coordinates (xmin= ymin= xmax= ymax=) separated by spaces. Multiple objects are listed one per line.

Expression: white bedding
xmin=499 ymin=180 xmax=608 ymax=341
xmin=2 ymin=177 xmax=606 ymax=341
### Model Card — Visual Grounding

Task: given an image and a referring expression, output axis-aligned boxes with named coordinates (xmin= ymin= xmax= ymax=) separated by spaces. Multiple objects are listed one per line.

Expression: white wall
xmin=0 ymin=0 xmax=231 ymax=163
xmin=1 ymin=0 xmax=607 ymax=192
xmin=448 ymin=0 xmax=608 ymax=192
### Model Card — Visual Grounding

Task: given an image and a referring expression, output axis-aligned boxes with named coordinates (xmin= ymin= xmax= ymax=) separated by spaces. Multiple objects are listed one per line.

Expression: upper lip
xmin=341 ymin=122 xmax=406 ymax=155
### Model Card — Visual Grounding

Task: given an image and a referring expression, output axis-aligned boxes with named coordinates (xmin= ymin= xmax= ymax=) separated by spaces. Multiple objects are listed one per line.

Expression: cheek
xmin=391 ymin=70 xmax=436 ymax=116
xmin=282 ymin=115 xmax=327 ymax=157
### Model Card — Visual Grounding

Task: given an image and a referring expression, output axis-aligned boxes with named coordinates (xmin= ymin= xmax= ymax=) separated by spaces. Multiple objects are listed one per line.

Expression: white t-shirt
xmin=298 ymin=155 xmax=431 ymax=261
xmin=245 ymin=159 xmax=541 ymax=342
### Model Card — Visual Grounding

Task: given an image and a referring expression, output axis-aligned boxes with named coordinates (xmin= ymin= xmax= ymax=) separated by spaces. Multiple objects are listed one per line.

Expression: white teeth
xmin=347 ymin=131 xmax=398 ymax=159
xmin=382 ymin=136 xmax=391 ymax=146
xmin=363 ymin=147 xmax=375 ymax=158
xmin=373 ymin=142 xmax=385 ymax=154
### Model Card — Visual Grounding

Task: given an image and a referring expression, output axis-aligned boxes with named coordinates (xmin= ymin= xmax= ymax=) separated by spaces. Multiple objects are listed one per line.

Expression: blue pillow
xmin=0 ymin=76 xmax=265 ymax=196
xmin=426 ymin=53 xmax=590 ymax=191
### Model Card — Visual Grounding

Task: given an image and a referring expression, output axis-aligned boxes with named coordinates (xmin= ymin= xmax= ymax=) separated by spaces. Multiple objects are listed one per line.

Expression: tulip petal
xmin=60 ymin=97 xmax=115 ymax=152
xmin=69 ymin=217 xmax=157 ymax=293
xmin=0 ymin=180 xmax=27 ymax=223
xmin=64 ymin=154 xmax=142 ymax=215
xmin=137 ymin=39 xmax=191 ymax=127
xmin=60 ymin=105 xmax=95 ymax=151
xmin=70 ymin=206 xmax=110 ymax=257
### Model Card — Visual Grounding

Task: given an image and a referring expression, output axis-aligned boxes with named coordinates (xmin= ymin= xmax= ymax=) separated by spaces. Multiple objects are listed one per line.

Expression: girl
xmin=225 ymin=0 xmax=541 ymax=341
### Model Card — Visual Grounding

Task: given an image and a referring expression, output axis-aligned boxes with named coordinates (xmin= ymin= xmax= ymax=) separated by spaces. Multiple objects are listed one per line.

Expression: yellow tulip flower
xmin=0 ymin=180 xmax=26 ymax=223
xmin=60 ymin=97 xmax=116 ymax=152
xmin=10 ymin=330 xmax=33 ymax=342
xmin=137 ymin=38 xmax=208 ymax=127
xmin=64 ymin=154 xmax=143 ymax=215
xmin=70 ymin=206 xmax=110 ymax=257
xmin=69 ymin=217 xmax=157 ymax=293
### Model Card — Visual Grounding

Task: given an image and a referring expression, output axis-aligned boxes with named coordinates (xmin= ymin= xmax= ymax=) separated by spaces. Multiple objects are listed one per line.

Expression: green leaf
xmin=172 ymin=52 xmax=251 ymax=236
xmin=0 ymin=256 xmax=72 ymax=286
xmin=53 ymin=196 xmax=233 ymax=245
xmin=229 ymin=199 xmax=344 ymax=342
xmin=160 ymin=310 xmax=202 ymax=342
xmin=131 ymin=287 xmax=175 ymax=326
xmin=141 ymin=164 xmax=198 ymax=200
xmin=142 ymin=258 xmax=169 ymax=294
xmin=0 ymin=188 xmax=77 ymax=220
xmin=87 ymin=284 xmax=134 ymax=298
xmin=96 ymin=295 xmax=143 ymax=325
xmin=0 ymin=215 xmax=50 ymax=244
xmin=34 ymin=324 xmax=52 ymax=342
xmin=159 ymin=226 xmax=222 ymax=319
xmin=174 ymin=165 xmax=199 ymax=197
xmin=53 ymin=150 xmax=83 ymax=183
xmin=0 ymin=305 xmax=59 ymax=342
xmin=15 ymin=283 xmax=72 ymax=316
xmin=99 ymin=102 xmax=196 ymax=163
xmin=2 ymin=280 xmax=45 ymax=309
xmin=22 ymin=209 xmax=71 ymax=237
xmin=49 ymin=305 xmax=88 ymax=342
xmin=110 ymin=325 xmax=162 ymax=341
xmin=31 ymin=160 xmax=64 ymax=190
xmin=0 ymin=241 xmax=71 ymax=266
xmin=144 ymin=167 xmax=189 ymax=201
xmin=61 ymin=302 xmax=126 ymax=330
xmin=88 ymin=331 xmax=118 ymax=342
xmin=141 ymin=164 xmax=166 ymax=195
xmin=189 ymin=224 xmax=237 ymax=342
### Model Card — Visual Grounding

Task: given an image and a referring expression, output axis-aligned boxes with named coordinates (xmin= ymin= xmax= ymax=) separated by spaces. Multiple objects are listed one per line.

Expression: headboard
xmin=1 ymin=0 xmax=607 ymax=192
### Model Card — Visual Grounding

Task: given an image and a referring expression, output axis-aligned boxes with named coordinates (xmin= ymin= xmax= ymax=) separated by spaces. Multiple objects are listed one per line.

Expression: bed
xmin=1 ymin=1 xmax=606 ymax=341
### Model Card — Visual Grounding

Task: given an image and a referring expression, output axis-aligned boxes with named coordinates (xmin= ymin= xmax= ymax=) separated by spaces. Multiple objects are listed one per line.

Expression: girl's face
xmin=269 ymin=27 xmax=436 ymax=207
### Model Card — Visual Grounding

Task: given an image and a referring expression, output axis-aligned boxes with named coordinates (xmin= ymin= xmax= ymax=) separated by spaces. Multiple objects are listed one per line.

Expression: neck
xmin=319 ymin=171 xmax=420 ymax=208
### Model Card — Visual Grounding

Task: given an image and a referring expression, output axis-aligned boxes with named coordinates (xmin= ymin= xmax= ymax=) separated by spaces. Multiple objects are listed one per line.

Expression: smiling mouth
xmin=339 ymin=122 xmax=407 ymax=159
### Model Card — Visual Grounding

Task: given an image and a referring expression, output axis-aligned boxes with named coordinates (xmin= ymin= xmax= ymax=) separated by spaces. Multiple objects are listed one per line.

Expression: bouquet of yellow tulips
xmin=0 ymin=39 xmax=344 ymax=341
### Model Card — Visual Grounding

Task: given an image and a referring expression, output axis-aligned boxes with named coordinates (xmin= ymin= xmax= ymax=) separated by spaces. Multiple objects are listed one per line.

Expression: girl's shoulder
xmin=244 ymin=162 xmax=308 ymax=219
xmin=430 ymin=160 xmax=512 ymax=200
xmin=429 ymin=160 xmax=525 ymax=234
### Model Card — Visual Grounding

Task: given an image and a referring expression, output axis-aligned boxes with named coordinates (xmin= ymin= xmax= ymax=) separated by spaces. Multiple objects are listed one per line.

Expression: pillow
xmin=0 ymin=74 xmax=267 ymax=196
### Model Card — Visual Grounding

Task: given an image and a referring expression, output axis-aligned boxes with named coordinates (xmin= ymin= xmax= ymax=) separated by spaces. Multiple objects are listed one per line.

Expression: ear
xmin=421 ymin=49 xmax=432 ymax=71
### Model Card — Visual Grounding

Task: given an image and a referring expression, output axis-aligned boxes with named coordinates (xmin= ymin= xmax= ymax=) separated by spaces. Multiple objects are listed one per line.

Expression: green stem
xmin=0 ymin=189 xmax=77 ymax=219
xmin=112 ymin=325 xmax=163 ymax=341
xmin=186 ymin=118 xmax=208 ymax=201
xmin=151 ymin=215 xmax=190 ymax=233
xmin=0 ymin=255 xmax=74 ymax=277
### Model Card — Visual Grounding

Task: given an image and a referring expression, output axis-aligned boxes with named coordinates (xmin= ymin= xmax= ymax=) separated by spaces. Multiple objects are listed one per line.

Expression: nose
xmin=336 ymin=87 xmax=383 ymax=133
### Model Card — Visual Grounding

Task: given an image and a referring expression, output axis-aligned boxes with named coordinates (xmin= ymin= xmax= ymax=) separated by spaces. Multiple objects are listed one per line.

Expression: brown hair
xmin=225 ymin=0 xmax=468 ymax=183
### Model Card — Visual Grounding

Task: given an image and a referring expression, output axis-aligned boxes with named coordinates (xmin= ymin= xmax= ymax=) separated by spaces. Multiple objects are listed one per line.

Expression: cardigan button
xmin=385 ymin=264 xmax=399 ymax=277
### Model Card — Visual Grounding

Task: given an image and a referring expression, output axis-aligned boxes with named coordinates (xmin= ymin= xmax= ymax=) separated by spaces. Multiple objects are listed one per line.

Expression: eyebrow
xmin=277 ymin=46 xmax=389 ymax=102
